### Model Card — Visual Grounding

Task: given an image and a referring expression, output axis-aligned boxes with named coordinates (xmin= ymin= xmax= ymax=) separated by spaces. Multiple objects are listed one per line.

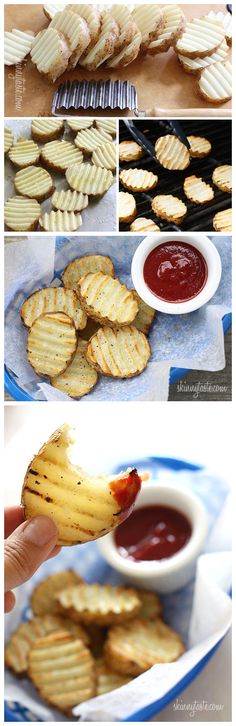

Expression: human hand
xmin=4 ymin=507 xmax=61 ymax=613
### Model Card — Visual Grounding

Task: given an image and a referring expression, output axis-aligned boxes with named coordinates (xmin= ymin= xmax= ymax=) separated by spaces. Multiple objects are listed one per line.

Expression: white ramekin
xmin=98 ymin=482 xmax=208 ymax=593
xmin=131 ymin=233 xmax=222 ymax=314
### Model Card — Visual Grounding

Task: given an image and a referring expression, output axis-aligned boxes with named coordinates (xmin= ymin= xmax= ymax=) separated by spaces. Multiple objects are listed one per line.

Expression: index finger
xmin=4 ymin=506 xmax=25 ymax=538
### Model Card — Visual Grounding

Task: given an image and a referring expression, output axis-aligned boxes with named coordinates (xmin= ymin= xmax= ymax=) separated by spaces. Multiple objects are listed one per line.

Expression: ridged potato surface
xmin=31 ymin=570 xmax=83 ymax=616
xmin=56 ymin=582 xmax=141 ymax=625
xmin=105 ymin=618 xmax=185 ymax=675
xmin=77 ymin=272 xmax=138 ymax=326
xmin=27 ymin=312 xmax=77 ymax=377
xmin=21 ymin=287 xmax=86 ymax=330
xmin=86 ymin=325 xmax=150 ymax=378
xmin=5 ymin=614 xmax=70 ymax=675
xmin=51 ymin=338 xmax=98 ymax=399
xmin=62 ymin=254 xmax=114 ymax=291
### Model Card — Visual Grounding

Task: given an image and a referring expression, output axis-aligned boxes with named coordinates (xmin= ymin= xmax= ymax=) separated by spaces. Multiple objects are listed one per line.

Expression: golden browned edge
xmin=77 ymin=281 xmax=138 ymax=328
xmin=151 ymin=198 xmax=187 ymax=224
xmin=119 ymin=170 xmax=158 ymax=192
xmin=61 ymin=255 xmax=115 ymax=289
xmin=20 ymin=288 xmax=84 ymax=330
xmin=86 ymin=327 xmax=151 ymax=379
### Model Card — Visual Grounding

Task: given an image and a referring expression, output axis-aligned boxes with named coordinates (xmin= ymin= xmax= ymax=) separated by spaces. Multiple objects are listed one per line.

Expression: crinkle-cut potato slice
xmin=62 ymin=254 xmax=114 ymax=291
xmin=184 ymin=175 xmax=214 ymax=204
xmin=148 ymin=5 xmax=185 ymax=54
xmin=187 ymin=135 xmax=211 ymax=158
xmin=4 ymin=196 xmax=41 ymax=232
xmin=28 ymin=631 xmax=96 ymax=711
xmin=67 ymin=119 xmax=93 ymax=132
xmin=68 ymin=4 xmax=101 ymax=49
xmin=212 ymin=208 xmax=232 ymax=232
xmin=14 ymin=166 xmax=54 ymax=202
xmin=31 ymin=571 xmax=84 ymax=616
xmin=120 ymin=168 xmax=158 ymax=192
xmin=130 ymin=217 xmax=160 ymax=233
xmin=198 ymin=61 xmax=232 ymax=104
xmin=109 ymin=5 xmax=139 ymax=53
xmin=27 ymin=312 xmax=77 ymax=377
xmin=105 ymin=619 xmax=185 ymax=675
xmin=155 ymin=135 xmax=190 ymax=171
xmin=207 ymin=10 xmax=232 ymax=45
xmin=56 ymin=583 xmax=141 ymax=626
xmin=43 ymin=4 xmax=66 ymax=21
xmin=86 ymin=325 xmax=150 ymax=379
xmin=30 ymin=28 xmax=71 ymax=83
xmin=212 ymin=165 xmax=232 ymax=193
xmin=96 ymin=657 xmax=132 ymax=695
xmin=51 ymin=189 xmax=88 ymax=212
xmin=107 ymin=30 xmax=141 ymax=68
xmin=31 ymin=118 xmax=64 ymax=142
xmin=39 ymin=210 xmax=82 ymax=232
xmin=119 ymin=191 xmax=136 ymax=224
xmin=178 ymin=38 xmax=229 ymax=75
xmin=50 ymin=10 xmax=90 ymax=69
xmin=21 ymin=287 xmax=87 ymax=331
xmin=5 ymin=614 xmax=70 ymax=675
xmin=74 ymin=128 xmax=112 ymax=154
xmin=22 ymin=424 xmax=142 ymax=545
xmin=4 ymin=127 xmax=14 ymax=154
xmin=151 ymin=194 xmax=187 ymax=224
xmin=4 ymin=29 xmax=34 ymax=65
xmin=8 ymin=139 xmax=40 ymax=169
xmin=78 ymin=272 xmax=138 ymax=327
xmin=66 ymin=163 xmax=113 ymax=195
xmin=51 ymin=338 xmax=98 ymax=399
xmin=119 ymin=140 xmax=144 ymax=162
xmin=41 ymin=140 xmax=83 ymax=173
xmin=92 ymin=143 xmax=116 ymax=170
xmin=134 ymin=590 xmax=162 ymax=620
xmin=79 ymin=12 xmax=119 ymax=70
xmin=132 ymin=292 xmax=156 ymax=335
xmin=132 ymin=5 xmax=163 ymax=51
xmin=95 ymin=118 xmax=117 ymax=136
xmin=175 ymin=16 xmax=225 ymax=58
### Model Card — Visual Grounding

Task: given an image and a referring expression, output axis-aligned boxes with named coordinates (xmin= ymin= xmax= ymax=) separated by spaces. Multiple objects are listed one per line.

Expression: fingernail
xmin=23 ymin=516 xmax=58 ymax=546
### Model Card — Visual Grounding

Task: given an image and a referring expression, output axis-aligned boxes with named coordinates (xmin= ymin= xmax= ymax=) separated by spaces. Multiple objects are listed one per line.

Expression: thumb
xmin=4 ymin=516 xmax=58 ymax=592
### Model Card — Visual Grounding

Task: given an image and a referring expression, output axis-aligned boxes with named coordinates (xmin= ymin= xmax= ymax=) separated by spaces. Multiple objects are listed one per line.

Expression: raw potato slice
xmin=109 ymin=5 xmax=138 ymax=53
xmin=152 ymin=194 xmax=187 ymax=224
xmin=4 ymin=127 xmax=14 ymax=154
xmin=43 ymin=4 xmax=66 ymax=21
xmin=107 ymin=30 xmax=141 ymax=68
xmin=212 ymin=208 xmax=232 ymax=232
xmin=92 ymin=143 xmax=116 ymax=170
xmin=148 ymin=5 xmax=185 ymax=54
xmin=62 ymin=254 xmax=114 ymax=291
xmin=39 ymin=210 xmax=82 ymax=232
xmin=105 ymin=619 xmax=185 ymax=675
xmin=207 ymin=10 xmax=232 ymax=45
xmin=56 ymin=583 xmax=141 ymax=625
xmin=132 ymin=5 xmax=163 ymax=51
xmin=27 ymin=312 xmax=77 ymax=377
xmin=4 ymin=196 xmax=41 ymax=232
xmin=119 ymin=140 xmax=144 ymax=162
xmin=31 ymin=571 xmax=83 ymax=616
xmin=14 ymin=166 xmax=54 ymax=202
xmin=5 ymin=614 xmax=74 ymax=675
xmin=66 ymin=163 xmax=113 ymax=195
xmin=21 ymin=287 xmax=87 ymax=330
xmin=74 ymin=127 xmax=112 ymax=153
xmin=95 ymin=119 xmax=117 ymax=136
xmin=187 ymin=135 xmax=212 ymax=158
xmin=28 ymin=632 xmax=96 ymax=711
xmin=212 ymin=165 xmax=232 ymax=193
xmin=78 ymin=272 xmax=138 ymax=327
xmin=8 ymin=139 xmax=40 ymax=168
xmin=132 ymin=292 xmax=156 ymax=335
xmin=4 ymin=29 xmax=34 ymax=65
xmin=51 ymin=338 xmax=98 ymax=399
xmin=96 ymin=658 xmax=132 ymax=695
xmin=198 ymin=61 xmax=232 ymax=104
xmin=30 ymin=28 xmax=71 ymax=83
xmin=51 ymin=189 xmax=88 ymax=212
xmin=130 ymin=217 xmax=160 ymax=233
xmin=41 ymin=140 xmax=83 ymax=173
xmin=68 ymin=4 xmax=101 ymax=49
xmin=136 ymin=590 xmax=162 ymax=620
xmin=155 ymin=135 xmax=190 ymax=171
xmin=119 ymin=192 xmax=136 ymax=224
xmin=79 ymin=12 xmax=119 ymax=70
xmin=86 ymin=325 xmax=150 ymax=378
xmin=67 ymin=119 xmax=93 ymax=132
xmin=184 ymin=175 xmax=214 ymax=204
xmin=31 ymin=118 xmax=64 ymax=142
xmin=178 ymin=38 xmax=229 ymax=75
xmin=22 ymin=423 xmax=141 ymax=545
xmin=120 ymin=168 xmax=158 ymax=192
xmin=50 ymin=10 xmax=90 ymax=69
xmin=175 ymin=16 xmax=225 ymax=58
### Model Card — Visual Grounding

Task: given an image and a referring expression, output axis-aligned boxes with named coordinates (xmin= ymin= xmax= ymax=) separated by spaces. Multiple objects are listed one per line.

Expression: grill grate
xmin=119 ymin=120 xmax=232 ymax=232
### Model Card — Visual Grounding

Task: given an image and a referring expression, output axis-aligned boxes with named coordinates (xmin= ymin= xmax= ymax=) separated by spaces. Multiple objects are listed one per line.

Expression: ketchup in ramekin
xmin=114 ymin=505 xmax=192 ymax=562
xmin=143 ymin=241 xmax=208 ymax=303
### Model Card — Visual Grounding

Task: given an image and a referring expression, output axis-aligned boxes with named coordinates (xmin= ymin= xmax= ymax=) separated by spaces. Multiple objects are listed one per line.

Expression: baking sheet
xmin=4 ymin=4 xmax=232 ymax=117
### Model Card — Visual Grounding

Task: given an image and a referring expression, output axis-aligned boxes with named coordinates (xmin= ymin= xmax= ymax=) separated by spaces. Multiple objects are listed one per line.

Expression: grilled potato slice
xmin=22 ymin=424 xmax=142 ymax=545
xmin=27 ymin=312 xmax=77 ymax=377
xmin=77 ymin=272 xmax=138 ymax=327
xmin=183 ymin=175 xmax=214 ymax=204
xmin=130 ymin=217 xmax=160 ymax=233
xmin=119 ymin=191 xmax=137 ymax=223
xmin=56 ymin=583 xmax=141 ymax=626
xmin=151 ymin=194 xmax=187 ymax=224
xmin=21 ymin=287 xmax=86 ymax=331
xmin=120 ymin=168 xmax=158 ymax=192
xmin=119 ymin=140 xmax=144 ymax=162
xmin=66 ymin=162 xmax=113 ymax=195
xmin=31 ymin=570 xmax=83 ymax=616
xmin=187 ymin=135 xmax=212 ymax=158
xmin=96 ymin=657 xmax=132 ymax=695
xmin=212 ymin=208 xmax=232 ymax=232
xmin=132 ymin=292 xmax=156 ymax=335
xmin=28 ymin=631 xmax=96 ymax=711
xmin=62 ymin=254 xmax=114 ymax=292
xmin=86 ymin=325 xmax=150 ymax=378
xmin=51 ymin=338 xmax=98 ymax=399
xmin=134 ymin=590 xmax=162 ymax=620
xmin=105 ymin=619 xmax=185 ymax=675
xmin=155 ymin=135 xmax=190 ymax=170
xmin=5 ymin=614 xmax=72 ymax=675
xmin=212 ymin=165 xmax=232 ymax=193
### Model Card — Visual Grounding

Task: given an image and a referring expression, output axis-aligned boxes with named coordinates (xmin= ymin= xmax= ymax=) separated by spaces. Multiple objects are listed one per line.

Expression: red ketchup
xmin=114 ymin=505 xmax=192 ymax=561
xmin=143 ymin=242 xmax=208 ymax=303
xmin=110 ymin=469 xmax=142 ymax=523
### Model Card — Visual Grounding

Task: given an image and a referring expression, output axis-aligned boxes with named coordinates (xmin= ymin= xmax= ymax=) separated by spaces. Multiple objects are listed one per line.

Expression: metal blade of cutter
xmin=52 ymin=80 xmax=138 ymax=114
